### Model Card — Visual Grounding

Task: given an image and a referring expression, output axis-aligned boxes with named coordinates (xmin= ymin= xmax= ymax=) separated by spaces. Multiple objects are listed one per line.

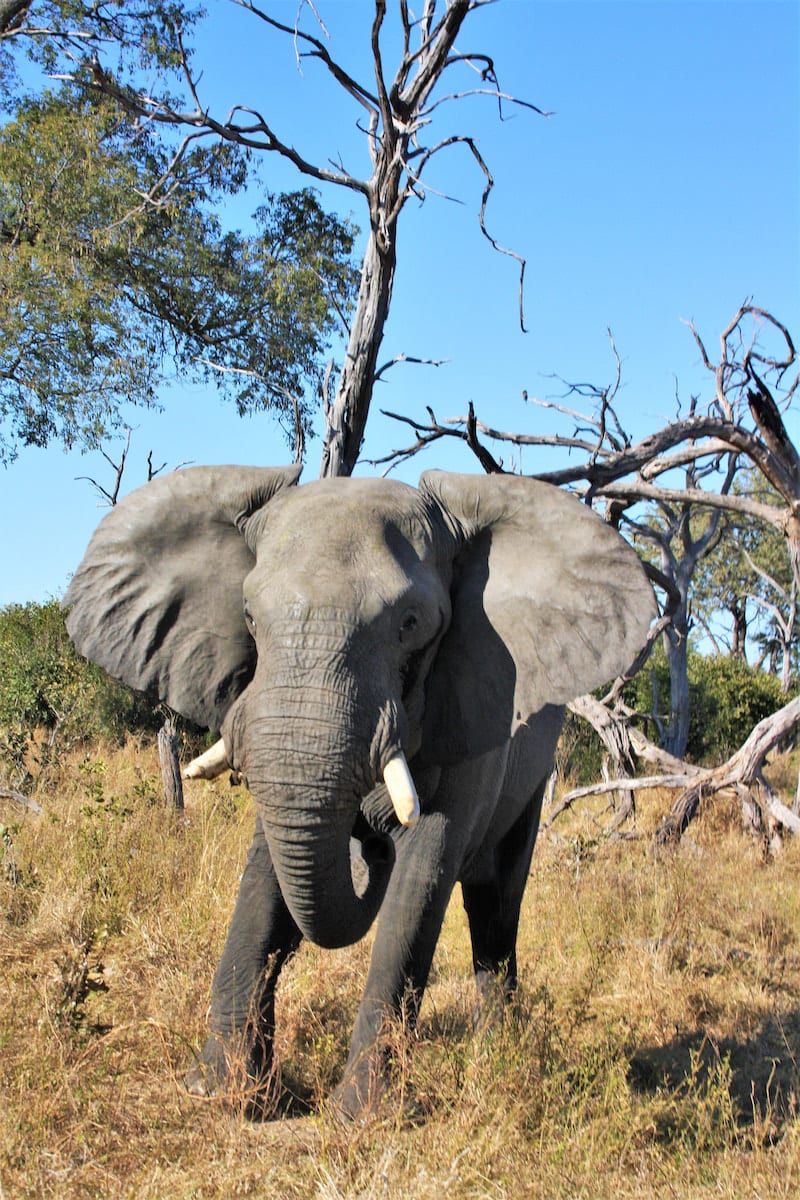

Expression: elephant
xmin=63 ymin=465 xmax=654 ymax=1119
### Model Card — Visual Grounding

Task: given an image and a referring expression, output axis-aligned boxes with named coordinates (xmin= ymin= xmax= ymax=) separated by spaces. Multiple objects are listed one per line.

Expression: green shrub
xmin=686 ymin=653 xmax=788 ymax=762
xmin=0 ymin=599 xmax=163 ymax=785
xmin=627 ymin=647 xmax=789 ymax=765
xmin=555 ymin=708 xmax=605 ymax=785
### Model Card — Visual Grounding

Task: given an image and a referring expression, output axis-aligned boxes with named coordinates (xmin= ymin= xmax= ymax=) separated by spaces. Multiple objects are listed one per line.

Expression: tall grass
xmin=1 ymin=738 xmax=799 ymax=1198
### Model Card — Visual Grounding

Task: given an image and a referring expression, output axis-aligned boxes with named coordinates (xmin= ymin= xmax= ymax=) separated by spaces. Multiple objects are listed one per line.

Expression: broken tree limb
xmin=544 ymin=692 xmax=800 ymax=844
xmin=0 ymin=786 xmax=43 ymax=815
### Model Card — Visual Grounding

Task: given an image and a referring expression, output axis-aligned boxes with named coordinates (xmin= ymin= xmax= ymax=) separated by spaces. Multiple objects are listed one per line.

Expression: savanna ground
xmin=1 ymin=738 xmax=799 ymax=1199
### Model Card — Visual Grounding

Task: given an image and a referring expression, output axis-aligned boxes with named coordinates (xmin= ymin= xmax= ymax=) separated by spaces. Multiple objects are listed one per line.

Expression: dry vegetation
xmin=2 ymin=737 xmax=799 ymax=1199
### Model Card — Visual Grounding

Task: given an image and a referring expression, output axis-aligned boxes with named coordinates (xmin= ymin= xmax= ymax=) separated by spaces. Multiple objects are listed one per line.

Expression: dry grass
xmin=1 ymin=740 xmax=799 ymax=1199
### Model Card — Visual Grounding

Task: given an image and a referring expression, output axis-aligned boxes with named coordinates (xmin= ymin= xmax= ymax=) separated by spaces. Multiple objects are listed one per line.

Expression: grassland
xmin=1 ymin=738 xmax=799 ymax=1198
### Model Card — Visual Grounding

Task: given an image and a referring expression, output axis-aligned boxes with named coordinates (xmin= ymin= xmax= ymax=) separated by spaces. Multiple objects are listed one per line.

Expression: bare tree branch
xmin=0 ymin=785 xmax=43 ymax=814
xmin=368 ymin=406 xmax=454 ymax=474
xmin=465 ymin=400 xmax=504 ymax=473
xmin=373 ymin=352 xmax=448 ymax=383
xmin=75 ymin=427 xmax=132 ymax=506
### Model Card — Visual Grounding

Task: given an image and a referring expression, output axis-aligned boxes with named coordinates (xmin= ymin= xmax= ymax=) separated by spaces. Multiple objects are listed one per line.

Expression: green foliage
xmin=555 ymin=708 xmax=605 ymax=785
xmin=693 ymin=472 xmax=796 ymax=668
xmin=629 ymin=646 xmax=788 ymax=764
xmin=0 ymin=599 xmax=161 ymax=785
xmin=687 ymin=654 xmax=788 ymax=762
xmin=1 ymin=2 xmax=203 ymax=105
xmin=0 ymin=83 xmax=358 ymax=461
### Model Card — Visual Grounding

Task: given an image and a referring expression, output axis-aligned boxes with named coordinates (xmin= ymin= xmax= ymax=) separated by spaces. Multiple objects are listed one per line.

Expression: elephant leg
xmin=186 ymin=812 xmax=302 ymax=1110
xmin=333 ymin=806 xmax=467 ymax=1120
xmin=461 ymin=789 xmax=543 ymax=1027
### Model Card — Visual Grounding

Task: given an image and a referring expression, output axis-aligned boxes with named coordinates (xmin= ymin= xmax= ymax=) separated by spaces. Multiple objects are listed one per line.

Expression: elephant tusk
xmin=383 ymin=754 xmax=420 ymax=827
xmin=184 ymin=738 xmax=231 ymax=780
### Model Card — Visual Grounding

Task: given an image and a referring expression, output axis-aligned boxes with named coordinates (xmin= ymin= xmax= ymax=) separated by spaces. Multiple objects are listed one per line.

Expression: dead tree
xmin=546 ymin=694 xmax=800 ymax=846
xmin=621 ymin=456 xmax=736 ymax=760
xmin=157 ymin=713 xmax=184 ymax=811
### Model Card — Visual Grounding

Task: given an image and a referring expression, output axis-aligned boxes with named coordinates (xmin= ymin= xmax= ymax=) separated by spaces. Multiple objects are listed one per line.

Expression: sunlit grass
xmin=1 ymin=739 xmax=799 ymax=1198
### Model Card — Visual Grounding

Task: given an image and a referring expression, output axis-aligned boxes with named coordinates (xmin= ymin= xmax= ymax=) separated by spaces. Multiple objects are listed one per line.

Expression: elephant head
xmin=64 ymin=466 xmax=654 ymax=949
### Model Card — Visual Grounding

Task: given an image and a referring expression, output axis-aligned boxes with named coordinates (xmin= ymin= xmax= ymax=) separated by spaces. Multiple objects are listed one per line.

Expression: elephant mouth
xmin=349 ymin=811 xmax=394 ymax=899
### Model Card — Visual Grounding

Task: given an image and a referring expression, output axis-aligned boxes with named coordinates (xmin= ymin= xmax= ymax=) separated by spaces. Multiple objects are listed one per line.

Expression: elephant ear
xmin=63 ymin=464 xmax=301 ymax=730
xmin=419 ymin=471 xmax=656 ymax=763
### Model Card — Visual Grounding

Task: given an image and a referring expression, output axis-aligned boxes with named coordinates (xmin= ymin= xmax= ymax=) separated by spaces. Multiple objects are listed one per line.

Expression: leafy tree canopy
xmin=0 ymin=6 xmax=358 ymax=462
xmin=693 ymin=473 xmax=796 ymax=664
xmin=0 ymin=1 xmax=196 ymax=101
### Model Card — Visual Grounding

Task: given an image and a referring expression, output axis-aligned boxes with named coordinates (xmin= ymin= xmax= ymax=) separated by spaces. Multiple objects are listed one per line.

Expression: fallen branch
xmin=545 ymin=693 xmax=800 ymax=844
xmin=0 ymin=786 xmax=43 ymax=814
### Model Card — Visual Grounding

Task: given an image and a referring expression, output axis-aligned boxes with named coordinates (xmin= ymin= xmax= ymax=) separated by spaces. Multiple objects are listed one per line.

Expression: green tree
xmin=3 ymin=0 xmax=539 ymax=477
xmin=0 ymin=2 xmax=195 ymax=100
xmin=693 ymin=473 xmax=798 ymax=689
xmin=0 ymin=83 xmax=358 ymax=462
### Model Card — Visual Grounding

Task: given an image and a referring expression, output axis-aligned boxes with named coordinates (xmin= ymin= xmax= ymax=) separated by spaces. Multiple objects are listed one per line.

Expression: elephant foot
xmin=185 ymin=1031 xmax=279 ymax=1120
xmin=330 ymin=1076 xmax=385 ymax=1125
xmin=331 ymin=1080 xmax=426 ymax=1128
xmin=330 ymin=1051 xmax=425 ymax=1127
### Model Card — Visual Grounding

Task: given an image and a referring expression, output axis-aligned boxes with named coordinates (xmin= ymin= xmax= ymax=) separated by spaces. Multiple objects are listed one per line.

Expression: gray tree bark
xmin=320 ymin=231 xmax=397 ymax=478
xmin=158 ymin=716 xmax=184 ymax=810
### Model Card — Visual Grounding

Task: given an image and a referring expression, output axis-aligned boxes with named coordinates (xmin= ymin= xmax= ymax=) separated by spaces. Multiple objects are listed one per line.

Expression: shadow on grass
xmin=628 ymin=1006 xmax=800 ymax=1132
xmin=268 ymin=1071 xmax=317 ymax=1121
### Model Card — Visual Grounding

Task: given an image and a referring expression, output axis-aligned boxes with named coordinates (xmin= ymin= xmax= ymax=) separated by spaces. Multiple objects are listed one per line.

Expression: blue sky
xmin=1 ymin=0 xmax=798 ymax=605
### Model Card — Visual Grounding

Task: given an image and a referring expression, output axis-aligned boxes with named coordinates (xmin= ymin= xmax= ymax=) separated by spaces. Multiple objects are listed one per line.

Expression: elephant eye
xmin=244 ymin=604 xmax=256 ymax=636
xmin=399 ymin=611 xmax=418 ymax=641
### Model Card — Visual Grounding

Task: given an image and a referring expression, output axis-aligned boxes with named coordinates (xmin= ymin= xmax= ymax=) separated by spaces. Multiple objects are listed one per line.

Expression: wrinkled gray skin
xmin=64 ymin=467 xmax=655 ymax=1119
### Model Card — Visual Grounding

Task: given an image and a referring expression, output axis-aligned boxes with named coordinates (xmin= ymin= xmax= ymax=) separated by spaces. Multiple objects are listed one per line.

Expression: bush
xmin=555 ymin=709 xmax=605 ymax=786
xmin=628 ymin=647 xmax=789 ymax=765
xmin=0 ymin=599 xmax=163 ymax=786
xmin=686 ymin=653 xmax=788 ymax=763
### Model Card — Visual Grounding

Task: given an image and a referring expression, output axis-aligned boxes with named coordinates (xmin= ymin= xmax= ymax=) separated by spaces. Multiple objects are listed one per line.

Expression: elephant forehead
xmin=258 ymin=482 xmax=438 ymax=577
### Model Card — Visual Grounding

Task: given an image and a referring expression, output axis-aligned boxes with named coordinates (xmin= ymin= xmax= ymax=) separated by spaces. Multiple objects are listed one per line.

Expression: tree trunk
xmin=658 ymin=542 xmax=695 ymax=761
xmin=730 ymin=600 xmax=748 ymax=661
xmin=158 ymin=716 xmax=184 ymax=810
xmin=663 ymin=621 xmax=691 ymax=759
xmin=320 ymin=229 xmax=397 ymax=479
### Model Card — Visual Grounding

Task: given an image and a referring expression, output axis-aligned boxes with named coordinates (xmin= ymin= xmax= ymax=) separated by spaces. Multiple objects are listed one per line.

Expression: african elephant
xmin=63 ymin=466 xmax=654 ymax=1119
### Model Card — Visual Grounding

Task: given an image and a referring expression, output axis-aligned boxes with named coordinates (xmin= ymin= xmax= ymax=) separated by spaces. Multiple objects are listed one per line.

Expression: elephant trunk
xmin=259 ymin=797 xmax=394 ymax=949
xmin=223 ymin=669 xmax=404 ymax=949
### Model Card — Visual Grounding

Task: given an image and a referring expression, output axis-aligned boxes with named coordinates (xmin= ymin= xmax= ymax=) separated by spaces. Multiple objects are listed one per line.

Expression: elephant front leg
xmin=461 ymin=790 xmax=542 ymax=1029
xmin=332 ymin=808 xmax=463 ymax=1121
xmin=185 ymin=813 xmax=301 ymax=1114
